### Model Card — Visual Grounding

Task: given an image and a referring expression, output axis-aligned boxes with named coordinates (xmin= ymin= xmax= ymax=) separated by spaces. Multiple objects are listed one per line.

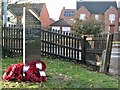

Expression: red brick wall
xmin=119 ymin=11 xmax=120 ymax=26
xmin=104 ymin=6 xmax=119 ymax=33
xmin=74 ymin=6 xmax=90 ymax=20
xmin=39 ymin=4 xmax=50 ymax=29
xmin=59 ymin=7 xmax=64 ymax=19
xmin=59 ymin=7 xmax=76 ymax=24
xmin=90 ymin=14 xmax=104 ymax=21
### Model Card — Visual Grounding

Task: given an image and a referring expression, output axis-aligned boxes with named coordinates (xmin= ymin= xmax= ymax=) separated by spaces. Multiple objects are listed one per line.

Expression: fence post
xmin=100 ymin=25 xmax=114 ymax=74
xmin=81 ymin=36 xmax=86 ymax=64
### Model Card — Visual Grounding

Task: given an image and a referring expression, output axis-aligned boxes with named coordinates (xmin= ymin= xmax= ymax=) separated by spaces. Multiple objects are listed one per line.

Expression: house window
xmin=62 ymin=27 xmax=70 ymax=32
xmin=70 ymin=19 xmax=76 ymax=23
xmin=109 ymin=14 xmax=115 ymax=23
xmin=95 ymin=15 xmax=99 ymax=20
xmin=64 ymin=11 xmax=74 ymax=17
xmin=119 ymin=26 xmax=120 ymax=31
xmin=108 ymin=26 xmax=110 ymax=33
xmin=80 ymin=14 xmax=86 ymax=20
xmin=8 ymin=17 xmax=10 ymax=21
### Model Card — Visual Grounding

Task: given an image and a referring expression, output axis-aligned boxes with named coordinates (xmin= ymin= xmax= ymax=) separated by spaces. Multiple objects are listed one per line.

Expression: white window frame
xmin=62 ymin=27 xmax=70 ymax=32
xmin=108 ymin=26 xmax=110 ymax=33
xmin=109 ymin=14 xmax=115 ymax=23
xmin=80 ymin=14 xmax=86 ymax=20
xmin=119 ymin=26 xmax=120 ymax=31
xmin=95 ymin=15 xmax=99 ymax=20
xmin=51 ymin=26 xmax=60 ymax=31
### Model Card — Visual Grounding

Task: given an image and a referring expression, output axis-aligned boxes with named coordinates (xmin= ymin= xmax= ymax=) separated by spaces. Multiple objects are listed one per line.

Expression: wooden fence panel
xmin=41 ymin=29 xmax=82 ymax=62
xmin=2 ymin=27 xmax=110 ymax=69
xmin=2 ymin=27 xmax=23 ymax=57
xmin=84 ymin=34 xmax=107 ymax=65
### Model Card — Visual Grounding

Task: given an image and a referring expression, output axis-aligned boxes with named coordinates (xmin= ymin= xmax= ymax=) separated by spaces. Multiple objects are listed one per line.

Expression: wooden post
xmin=81 ymin=36 xmax=86 ymax=64
xmin=100 ymin=25 xmax=114 ymax=74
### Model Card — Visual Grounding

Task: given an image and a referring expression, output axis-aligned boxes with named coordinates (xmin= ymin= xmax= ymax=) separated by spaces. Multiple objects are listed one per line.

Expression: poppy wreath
xmin=3 ymin=60 xmax=46 ymax=82
xmin=3 ymin=63 xmax=24 ymax=81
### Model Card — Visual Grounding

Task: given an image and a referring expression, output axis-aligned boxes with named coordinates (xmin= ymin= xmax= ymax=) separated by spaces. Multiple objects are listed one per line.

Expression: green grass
xmin=0 ymin=57 xmax=119 ymax=89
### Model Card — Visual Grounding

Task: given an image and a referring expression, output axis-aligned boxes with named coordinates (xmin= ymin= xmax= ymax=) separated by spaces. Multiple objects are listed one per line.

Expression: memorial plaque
xmin=25 ymin=8 xmax=41 ymax=64
xmin=3 ymin=4 xmax=41 ymax=63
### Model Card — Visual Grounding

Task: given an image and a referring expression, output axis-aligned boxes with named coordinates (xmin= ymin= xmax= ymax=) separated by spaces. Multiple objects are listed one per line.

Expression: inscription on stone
xmin=25 ymin=28 xmax=41 ymax=64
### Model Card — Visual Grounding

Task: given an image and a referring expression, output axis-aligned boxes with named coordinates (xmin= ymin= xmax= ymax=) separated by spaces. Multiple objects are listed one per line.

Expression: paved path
xmin=109 ymin=48 xmax=120 ymax=76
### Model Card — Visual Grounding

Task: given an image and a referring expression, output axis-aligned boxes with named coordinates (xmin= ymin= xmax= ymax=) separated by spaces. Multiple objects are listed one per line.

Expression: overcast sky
xmin=10 ymin=0 xmax=119 ymax=21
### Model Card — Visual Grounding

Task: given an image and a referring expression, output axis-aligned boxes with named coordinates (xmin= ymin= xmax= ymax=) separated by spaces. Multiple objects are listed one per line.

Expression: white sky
xmin=10 ymin=0 xmax=120 ymax=21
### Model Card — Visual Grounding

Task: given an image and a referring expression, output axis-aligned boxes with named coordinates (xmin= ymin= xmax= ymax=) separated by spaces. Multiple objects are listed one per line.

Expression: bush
xmin=74 ymin=18 xmax=104 ymax=36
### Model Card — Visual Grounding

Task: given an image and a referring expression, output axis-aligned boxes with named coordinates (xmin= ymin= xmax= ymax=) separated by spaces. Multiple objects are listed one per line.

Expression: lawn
xmin=0 ymin=57 xmax=119 ymax=89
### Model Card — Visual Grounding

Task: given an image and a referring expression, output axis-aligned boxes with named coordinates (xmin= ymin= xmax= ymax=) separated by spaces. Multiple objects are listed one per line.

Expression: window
xmin=95 ymin=15 xmax=99 ymax=20
xmin=8 ymin=17 xmax=10 ymax=21
xmin=64 ymin=11 xmax=74 ymax=17
xmin=108 ymin=26 xmax=110 ymax=33
xmin=80 ymin=14 xmax=86 ymax=20
xmin=70 ymin=19 xmax=76 ymax=23
xmin=62 ymin=27 xmax=70 ymax=32
xmin=109 ymin=14 xmax=115 ymax=23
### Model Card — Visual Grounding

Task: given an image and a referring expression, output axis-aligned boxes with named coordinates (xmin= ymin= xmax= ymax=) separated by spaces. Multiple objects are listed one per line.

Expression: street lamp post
xmin=3 ymin=0 xmax=7 ymax=26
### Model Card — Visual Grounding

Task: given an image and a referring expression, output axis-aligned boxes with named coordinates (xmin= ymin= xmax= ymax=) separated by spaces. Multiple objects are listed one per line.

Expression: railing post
xmin=81 ymin=35 xmax=86 ymax=64
xmin=100 ymin=25 xmax=114 ymax=74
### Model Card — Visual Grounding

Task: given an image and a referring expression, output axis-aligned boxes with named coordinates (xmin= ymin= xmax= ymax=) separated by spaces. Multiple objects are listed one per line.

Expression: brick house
xmin=59 ymin=7 xmax=76 ymax=25
xmin=6 ymin=3 xmax=50 ymax=29
xmin=118 ymin=10 xmax=120 ymax=32
xmin=50 ymin=18 xmax=72 ymax=32
xmin=59 ymin=1 xmax=119 ymax=33
xmin=49 ymin=18 xmax=55 ymax=25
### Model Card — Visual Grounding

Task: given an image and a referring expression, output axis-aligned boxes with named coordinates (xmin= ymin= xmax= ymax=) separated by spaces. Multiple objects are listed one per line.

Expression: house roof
xmin=50 ymin=18 xmax=71 ymax=27
xmin=49 ymin=18 xmax=55 ymax=24
xmin=59 ymin=7 xmax=76 ymax=19
xmin=7 ymin=3 xmax=44 ymax=16
xmin=77 ymin=1 xmax=117 ymax=14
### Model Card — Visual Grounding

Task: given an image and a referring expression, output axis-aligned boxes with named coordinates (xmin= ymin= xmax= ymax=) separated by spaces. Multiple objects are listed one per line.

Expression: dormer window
xmin=109 ymin=14 xmax=115 ymax=23
xmin=80 ymin=14 xmax=86 ymax=20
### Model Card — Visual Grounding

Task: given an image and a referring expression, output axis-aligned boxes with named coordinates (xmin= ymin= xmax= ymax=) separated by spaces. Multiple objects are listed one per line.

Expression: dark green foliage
xmin=74 ymin=19 xmax=104 ymax=36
